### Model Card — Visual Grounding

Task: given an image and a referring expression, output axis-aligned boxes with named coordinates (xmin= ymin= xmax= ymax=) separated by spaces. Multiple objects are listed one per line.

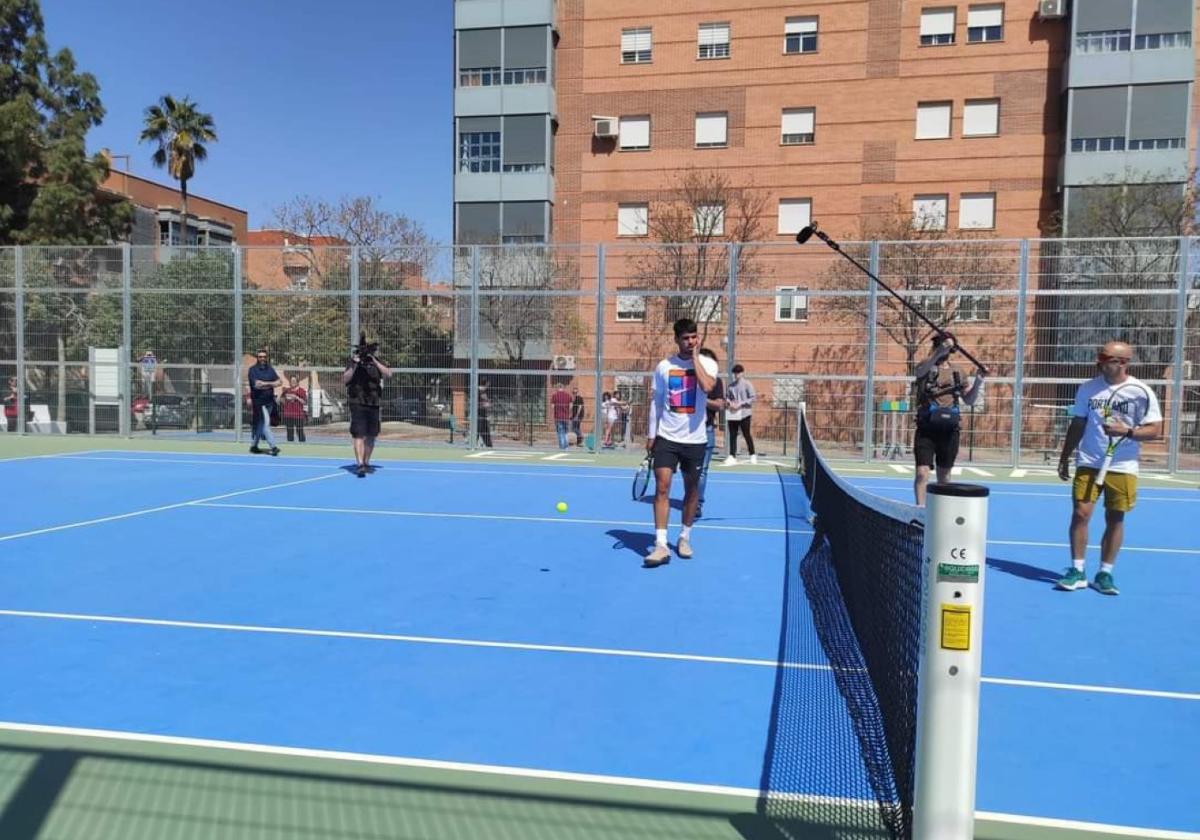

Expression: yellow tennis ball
xmin=556 ymin=501 xmax=568 ymax=513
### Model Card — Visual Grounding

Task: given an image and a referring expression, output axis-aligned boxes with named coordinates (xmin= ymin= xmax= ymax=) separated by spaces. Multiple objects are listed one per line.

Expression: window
xmin=694 ymin=204 xmax=725 ymax=236
xmin=459 ymin=67 xmax=502 ymax=86
xmin=775 ymin=287 xmax=809 ymax=322
xmin=619 ymin=115 xmax=650 ymax=150
xmin=695 ymin=295 xmax=724 ymax=322
xmin=781 ymin=108 xmax=815 ymax=145
xmin=616 ymin=294 xmax=646 ymax=321
xmin=1135 ymin=31 xmax=1191 ymax=50
xmin=695 ymin=112 xmax=728 ymax=148
xmin=963 ymin=98 xmax=999 ymax=136
xmin=621 ymin=27 xmax=652 ymax=63
xmin=955 ymin=294 xmax=991 ymax=322
xmin=785 ymin=17 xmax=818 ymax=53
xmin=1075 ymin=30 xmax=1131 ymax=52
xmin=967 ymin=5 xmax=1003 ymax=41
xmin=1070 ymin=136 xmax=1126 ymax=152
xmin=912 ymin=195 xmax=948 ymax=230
xmin=698 ymin=23 xmax=731 ymax=59
xmin=959 ymin=193 xmax=995 ymax=229
xmin=502 ymin=67 xmax=547 ymax=85
xmin=777 ymin=198 xmax=812 ymax=234
xmin=1128 ymin=137 xmax=1186 ymax=150
xmin=617 ymin=203 xmax=649 ymax=236
xmin=916 ymin=101 xmax=952 ymax=139
xmin=920 ymin=8 xmax=956 ymax=45
xmin=458 ymin=130 xmax=501 ymax=173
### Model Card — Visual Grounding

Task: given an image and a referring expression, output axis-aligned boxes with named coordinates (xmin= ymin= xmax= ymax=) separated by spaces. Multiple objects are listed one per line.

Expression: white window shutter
xmin=777 ymin=199 xmax=812 ymax=234
xmin=785 ymin=17 xmax=818 ymax=33
xmin=782 ymin=108 xmax=815 ymax=135
xmin=963 ymin=100 xmax=999 ymax=136
xmin=912 ymin=195 xmax=948 ymax=229
xmin=699 ymin=23 xmax=729 ymax=46
xmin=695 ymin=113 xmax=728 ymax=145
xmin=967 ymin=5 xmax=1003 ymax=28
xmin=916 ymin=102 xmax=952 ymax=138
xmin=619 ymin=116 xmax=650 ymax=148
xmin=959 ymin=193 xmax=995 ymax=229
xmin=618 ymin=204 xmax=649 ymax=236
xmin=920 ymin=8 xmax=956 ymax=35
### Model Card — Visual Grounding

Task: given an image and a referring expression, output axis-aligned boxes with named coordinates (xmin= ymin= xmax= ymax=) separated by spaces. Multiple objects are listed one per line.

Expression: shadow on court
xmin=0 ymin=736 xmax=871 ymax=840
xmin=987 ymin=556 xmax=1061 ymax=585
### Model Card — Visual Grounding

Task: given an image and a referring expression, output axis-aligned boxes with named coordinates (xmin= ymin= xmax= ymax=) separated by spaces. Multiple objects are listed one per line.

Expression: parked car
xmin=146 ymin=394 xmax=192 ymax=428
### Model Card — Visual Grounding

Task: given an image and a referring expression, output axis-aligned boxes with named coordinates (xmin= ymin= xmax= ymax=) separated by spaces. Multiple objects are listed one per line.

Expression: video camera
xmin=352 ymin=332 xmax=379 ymax=366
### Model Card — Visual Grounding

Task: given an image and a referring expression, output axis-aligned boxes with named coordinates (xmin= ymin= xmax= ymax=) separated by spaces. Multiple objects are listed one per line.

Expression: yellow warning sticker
xmin=940 ymin=604 xmax=971 ymax=651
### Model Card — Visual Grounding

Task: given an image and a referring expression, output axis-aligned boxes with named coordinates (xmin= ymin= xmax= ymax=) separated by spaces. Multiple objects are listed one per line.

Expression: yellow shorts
xmin=1072 ymin=467 xmax=1137 ymax=512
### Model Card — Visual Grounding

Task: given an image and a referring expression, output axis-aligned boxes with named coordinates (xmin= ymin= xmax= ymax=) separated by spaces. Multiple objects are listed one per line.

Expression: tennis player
xmin=644 ymin=318 xmax=718 ymax=568
xmin=1056 ymin=341 xmax=1162 ymax=595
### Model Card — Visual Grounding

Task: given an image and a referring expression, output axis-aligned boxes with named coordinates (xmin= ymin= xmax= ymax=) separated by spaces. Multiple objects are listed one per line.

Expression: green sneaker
xmin=1093 ymin=571 xmax=1120 ymax=596
xmin=1055 ymin=567 xmax=1088 ymax=591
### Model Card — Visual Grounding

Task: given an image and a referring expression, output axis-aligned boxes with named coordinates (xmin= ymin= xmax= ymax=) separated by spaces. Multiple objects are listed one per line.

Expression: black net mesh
xmin=760 ymin=408 xmax=924 ymax=839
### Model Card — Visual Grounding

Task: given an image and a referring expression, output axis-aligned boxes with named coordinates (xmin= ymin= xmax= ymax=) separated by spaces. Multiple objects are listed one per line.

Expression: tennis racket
xmin=632 ymin=454 xmax=652 ymax=500
xmin=1093 ymin=382 xmax=1152 ymax=487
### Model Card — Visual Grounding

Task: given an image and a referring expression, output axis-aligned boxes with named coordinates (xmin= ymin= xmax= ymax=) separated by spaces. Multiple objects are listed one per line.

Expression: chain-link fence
xmin=1 ymin=240 xmax=1197 ymax=471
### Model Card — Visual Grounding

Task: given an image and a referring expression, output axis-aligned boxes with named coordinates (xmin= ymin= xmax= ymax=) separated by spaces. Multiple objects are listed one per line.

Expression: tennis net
xmin=764 ymin=406 xmax=925 ymax=839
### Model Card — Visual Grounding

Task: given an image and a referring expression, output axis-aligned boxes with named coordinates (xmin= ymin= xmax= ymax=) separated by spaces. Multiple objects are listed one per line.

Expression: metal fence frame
xmin=0 ymin=240 xmax=1196 ymax=472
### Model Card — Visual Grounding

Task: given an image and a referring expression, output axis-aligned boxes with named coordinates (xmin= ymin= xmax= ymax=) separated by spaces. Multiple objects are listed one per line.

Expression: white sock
xmin=655 ymin=528 xmax=668 ymax=547
xmin=1072 ymin=558 xmax=1086 ymax=572
xmin=680 ymin=526 xmax=692 ymax=540
xmin=1100 ymin=562 xmax=1114 ymax=575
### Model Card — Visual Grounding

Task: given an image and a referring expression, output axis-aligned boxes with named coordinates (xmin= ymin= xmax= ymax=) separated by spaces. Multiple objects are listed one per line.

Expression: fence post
xmin=594 ymin=244 xmax=606 ymax=453
xmin=468 ymin=245 xmax=480 ymax=450
xmin=14 ymin=246 xmax=25 ymax=435
xmin=232 ymin=245 xmax=243 ymax=444
xmin=863 ymin=241 xmax=880 ymax=461
xmin=120 ymin=244 xmax=132 ymax=437
xmin=350 ymin=246 xmax=360 ymax=347
xmin=1168 ymin=235 xmax=1190 ymax=473
xmin=1011 ymin=239 xmax=1030 ymax=468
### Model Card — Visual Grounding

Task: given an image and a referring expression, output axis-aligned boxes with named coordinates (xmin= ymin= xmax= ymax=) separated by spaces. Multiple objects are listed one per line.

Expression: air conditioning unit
xmin=592 ymin=116 xmax=618 ymax=138
xmin=553 ymin=354 xmax=577 ymax=370
xmin=1037 ymin=0 xmax=1066 ymax=20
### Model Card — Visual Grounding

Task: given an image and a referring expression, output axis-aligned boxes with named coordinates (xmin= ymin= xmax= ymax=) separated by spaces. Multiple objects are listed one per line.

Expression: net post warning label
xmin=940 ymin=604 xmax=972 ymax=651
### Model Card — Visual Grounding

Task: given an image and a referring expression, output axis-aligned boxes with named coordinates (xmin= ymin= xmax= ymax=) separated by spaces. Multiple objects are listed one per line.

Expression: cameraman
xmin=342 ymin=337 xmax=392 ymax=477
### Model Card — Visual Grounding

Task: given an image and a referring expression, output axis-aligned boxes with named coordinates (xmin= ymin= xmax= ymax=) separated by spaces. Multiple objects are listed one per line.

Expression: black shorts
xmin=914 ymin=424 xmax=960 ymax=469
xmin=349 ymin=404 xmax=381 ymax=439
xmin=652 ymin=436 xmax=707 ymax=479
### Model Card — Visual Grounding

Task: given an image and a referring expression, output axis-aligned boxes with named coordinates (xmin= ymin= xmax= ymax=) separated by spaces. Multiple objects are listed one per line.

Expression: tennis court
xmin=0 ymin=440 xmax=1196 ymax=839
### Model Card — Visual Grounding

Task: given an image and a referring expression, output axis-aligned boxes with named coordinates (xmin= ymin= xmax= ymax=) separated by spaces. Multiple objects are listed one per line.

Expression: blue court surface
xmin=0 ymin=449 xmax=1196 ymax=837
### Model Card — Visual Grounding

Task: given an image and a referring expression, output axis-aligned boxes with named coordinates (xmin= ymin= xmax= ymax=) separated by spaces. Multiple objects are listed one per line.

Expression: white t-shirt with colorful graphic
xmin=1071 ymin=374 xmax=1162 ymax=475
xmin=648 ymin=354 xmax=709 ymax=445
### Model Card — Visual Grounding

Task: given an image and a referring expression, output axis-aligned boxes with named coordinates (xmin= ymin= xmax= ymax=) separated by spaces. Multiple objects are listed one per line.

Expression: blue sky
xmin=41 ymin=0 xmax=453 ymax=242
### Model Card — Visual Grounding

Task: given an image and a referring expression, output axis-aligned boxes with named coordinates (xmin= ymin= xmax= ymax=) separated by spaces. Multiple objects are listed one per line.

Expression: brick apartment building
xmin=451 ymin=0 xmax=1198 ymax=442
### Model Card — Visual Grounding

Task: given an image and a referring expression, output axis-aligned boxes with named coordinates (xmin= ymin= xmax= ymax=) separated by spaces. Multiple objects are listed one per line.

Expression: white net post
xmin=913 ymin=482 xmax=989 ymax=840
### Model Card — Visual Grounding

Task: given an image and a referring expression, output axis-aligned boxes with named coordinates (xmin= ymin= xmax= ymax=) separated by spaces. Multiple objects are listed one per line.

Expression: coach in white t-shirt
xmin=643 ymin=317 xmax=718 ymax=568
xmin=1055 ymin=340 xmax=1163 ymax=595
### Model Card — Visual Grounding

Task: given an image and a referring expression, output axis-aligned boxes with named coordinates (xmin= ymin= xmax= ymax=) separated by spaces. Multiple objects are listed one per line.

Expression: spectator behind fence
xmin=478 ymin=378 xmax=494 ymax=448
xmin=724 ymin=364 xmax=758 ymax=465
xmin=570 ymin=386 xmax=585 ymax=447
xmin=550 ymin=381 xmax=573 ymax=450
xmin=282 ymin=375 xmax=307 ymax=443
xmin=247 ymin=350 xmax=281 ymax=456
xmin=4 ymin=377 xmax=17 ymax=432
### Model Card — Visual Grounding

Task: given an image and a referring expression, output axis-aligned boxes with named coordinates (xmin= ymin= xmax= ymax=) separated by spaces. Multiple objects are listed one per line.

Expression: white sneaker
xmin=723 ymin=456 xmax=737 ymax=466
xmin=749 ymin=454 xmax=758 ymax=465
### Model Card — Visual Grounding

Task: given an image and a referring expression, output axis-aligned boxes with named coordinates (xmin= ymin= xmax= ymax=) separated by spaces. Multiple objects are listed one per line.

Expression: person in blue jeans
xmin=696 ymin=348 xmax=725 ymax=519
xmin=550 ymin=381 xmax=573 ymax=449
xmin=247 ymin=349 xmax=281 ymax=455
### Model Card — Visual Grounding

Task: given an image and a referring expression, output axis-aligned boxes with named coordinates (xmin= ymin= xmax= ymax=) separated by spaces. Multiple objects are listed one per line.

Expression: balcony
xmin=1061 ymin=147 xmax=1190 ymax=186
xmin=1067 ymin=45 xmax=1195 ymax=88
xmin=455 ymin=169 xmax=555 ymax=203
xmin=455 ymin=81 xmax=555 ymax=118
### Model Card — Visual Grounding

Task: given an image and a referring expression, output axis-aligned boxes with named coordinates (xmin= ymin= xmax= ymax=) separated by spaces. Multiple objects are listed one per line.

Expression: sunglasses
xmin=1098 ymin=355 xmax=1130 ymax=364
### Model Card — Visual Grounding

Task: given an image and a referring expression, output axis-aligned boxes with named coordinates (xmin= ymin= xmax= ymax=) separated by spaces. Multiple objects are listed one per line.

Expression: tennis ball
xmin=556 ymin=501 xmax=568 ymax=513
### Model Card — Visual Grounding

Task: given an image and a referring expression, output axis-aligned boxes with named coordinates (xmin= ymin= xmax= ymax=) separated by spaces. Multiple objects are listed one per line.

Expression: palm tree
xmin=139 ymin=95 xmax=217 ymax=243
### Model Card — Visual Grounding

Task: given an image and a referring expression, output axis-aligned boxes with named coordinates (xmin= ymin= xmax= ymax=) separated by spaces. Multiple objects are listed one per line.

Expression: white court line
xmin=0 ymin=471 xmax=345 ymax=543
xmin=0 ymin=449 xmax=105 ymax=464
xmin=0 ymin=722 xmax=1190 ymax=839
xmin=195 ymin=501 xmax=799 ymax=535
xmin=49 ymin=454 xmax=782 ymax=485
xmin=193 ymin=501 xmax=1200 ymax=555
xmin=1 ymin=609 xmax=1195 ymax=702
xmin=0 ymin=609 xmax=827 ymax=671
